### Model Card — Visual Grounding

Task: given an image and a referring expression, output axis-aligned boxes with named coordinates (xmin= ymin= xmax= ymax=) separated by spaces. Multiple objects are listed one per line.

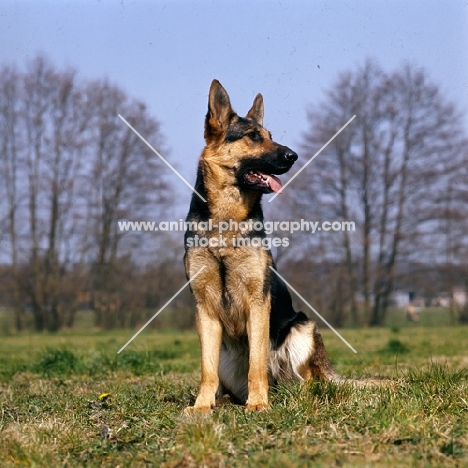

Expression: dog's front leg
xmin=245 ymin=301 xmax=270 ymax=412
xmin=186 ymin=306 xmax=223 ymax=413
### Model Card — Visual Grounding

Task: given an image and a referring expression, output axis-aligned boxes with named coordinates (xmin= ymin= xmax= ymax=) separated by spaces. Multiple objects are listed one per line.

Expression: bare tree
xmin=18 ymin=56 xmax=88 ymax=331
xmin=0 ymin=66 xmax=23 ymax=329
xmin=296 ymin=59 xmax=468 ymax=326
xmin=80 ymin=80 xmax=168 ymax=328
xmin=0 ymin=55 xmax=170 ymax=331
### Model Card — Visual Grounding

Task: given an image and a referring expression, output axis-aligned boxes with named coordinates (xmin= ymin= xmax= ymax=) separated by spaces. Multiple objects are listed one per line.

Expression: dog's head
xmin=203 ymin=80 xmax=298 ymax=194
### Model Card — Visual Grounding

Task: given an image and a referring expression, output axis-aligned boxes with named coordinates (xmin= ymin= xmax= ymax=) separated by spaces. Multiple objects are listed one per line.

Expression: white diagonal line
xmin=268 ymin=114 xmax=356 ymax=202
xmin=118 ymin=114 xmax=207 ymax=203
xmin=117 ymin=266 xmax=206 ymax=354
xmin=269 ymin=266 xmax=357 ymax=353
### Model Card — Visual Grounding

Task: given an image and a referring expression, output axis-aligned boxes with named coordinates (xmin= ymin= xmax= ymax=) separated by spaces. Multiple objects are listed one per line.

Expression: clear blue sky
xmin=1 ymin=0 xmax=467 ymax=204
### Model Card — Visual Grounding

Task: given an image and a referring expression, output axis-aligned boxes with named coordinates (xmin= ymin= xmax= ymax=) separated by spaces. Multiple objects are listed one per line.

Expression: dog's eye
xmin=247 ymin=131 xmax=262 ymax=142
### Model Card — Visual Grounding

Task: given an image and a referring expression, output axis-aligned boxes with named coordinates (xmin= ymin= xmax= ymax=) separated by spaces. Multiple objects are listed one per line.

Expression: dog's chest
xmin=210 ymin=247 xmax=270 ymax=337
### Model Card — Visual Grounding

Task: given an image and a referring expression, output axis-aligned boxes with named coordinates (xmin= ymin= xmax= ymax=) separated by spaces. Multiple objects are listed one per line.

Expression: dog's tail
xmin=310 ymin=323 xmax=391 ymax=387
xmin=308 ymin=322 xmax=340 ymax=381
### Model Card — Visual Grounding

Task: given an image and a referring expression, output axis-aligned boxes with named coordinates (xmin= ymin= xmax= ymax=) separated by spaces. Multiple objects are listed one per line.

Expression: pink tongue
xmin=267 ymin=174 xmax=283 ymax=193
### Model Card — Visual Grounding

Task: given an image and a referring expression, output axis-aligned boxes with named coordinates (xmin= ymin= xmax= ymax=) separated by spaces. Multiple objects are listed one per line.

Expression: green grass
xmin=0 ymin=326 xmax=467 ymax=467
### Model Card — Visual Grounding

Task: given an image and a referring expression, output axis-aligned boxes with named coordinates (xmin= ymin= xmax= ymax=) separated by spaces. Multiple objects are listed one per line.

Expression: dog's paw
xmin=245 ymin=402 xmax=269 ymax=412
xmin=183 ymin=405 xmax=213 ymax=415
xmin=245 ymin=390 xmax=269 ymax=412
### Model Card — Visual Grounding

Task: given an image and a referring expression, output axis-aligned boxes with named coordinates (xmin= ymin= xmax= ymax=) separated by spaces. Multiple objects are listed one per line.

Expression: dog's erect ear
xmin=246 ymin=93 xmax=264 ymax=126
xmin=205 ymin=80 xmax=235 ymax=142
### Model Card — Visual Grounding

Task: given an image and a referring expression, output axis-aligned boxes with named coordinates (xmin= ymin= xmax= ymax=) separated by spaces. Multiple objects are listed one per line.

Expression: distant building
xmin=434 ymin=289 xmax=467 ymax=307
xmin=392 ymin=290 xmax=410 ymax=308
xmin=453 ymin=289 xmax=467 ymax=307
xmin=391 ymin=290 xmax=423 ymax=309
xmin=435 ymin=293 xmax=450 ymax=308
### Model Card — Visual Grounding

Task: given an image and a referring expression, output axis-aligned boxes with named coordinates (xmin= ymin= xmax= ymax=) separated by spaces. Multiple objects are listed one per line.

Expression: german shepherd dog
xmin=184 ymin=80 xmax=338 ymax=412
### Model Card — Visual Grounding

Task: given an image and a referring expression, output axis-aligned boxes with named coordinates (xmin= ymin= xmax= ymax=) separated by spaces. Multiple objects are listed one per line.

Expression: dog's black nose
xmin=284 ymin=149 xmax=298 ymax=162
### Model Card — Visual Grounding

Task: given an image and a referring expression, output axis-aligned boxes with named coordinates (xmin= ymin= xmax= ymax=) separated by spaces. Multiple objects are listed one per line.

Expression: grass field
xmin=0 ymin=317 xmax=467 ymax=467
